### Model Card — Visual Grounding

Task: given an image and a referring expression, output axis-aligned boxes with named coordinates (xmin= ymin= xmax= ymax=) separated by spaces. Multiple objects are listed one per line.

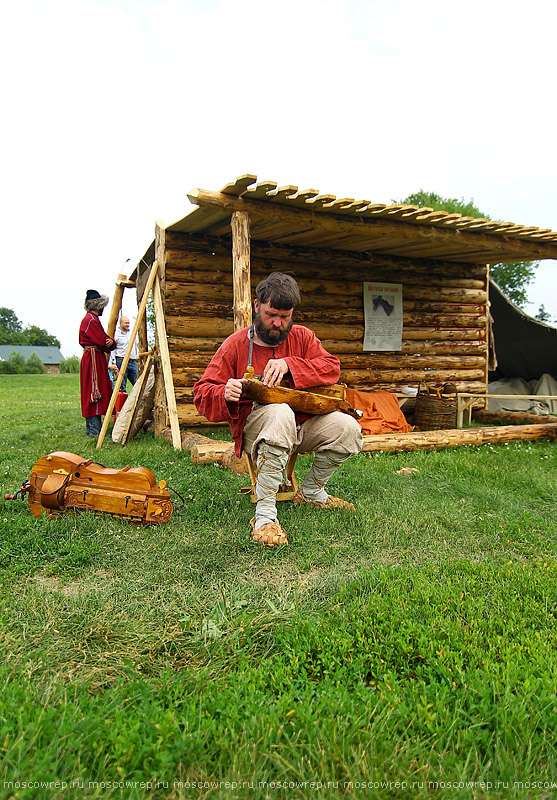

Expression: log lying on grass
xmin=160 ymin=428 xmax=212 ymax=451
xmin=159 ymin=427 xmax=248 ymax=474
xmin=164 ymin=423 xmax=556 ymax=476
xmin=190 ymin=441 xmax=248 ymax=475
xmin=361 ymin=423 xmax=557 ymax=454
xmin=472 ymin=409 xmax=557 ymax=425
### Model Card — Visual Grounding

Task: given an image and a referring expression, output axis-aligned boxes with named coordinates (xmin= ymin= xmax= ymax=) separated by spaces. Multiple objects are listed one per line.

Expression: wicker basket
xmin=414 ymin=383 xmax=457 ymax=430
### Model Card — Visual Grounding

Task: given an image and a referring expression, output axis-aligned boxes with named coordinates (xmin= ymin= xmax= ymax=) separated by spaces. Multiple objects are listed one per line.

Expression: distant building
xmin=0 ymin=345 xmax=65 ymax=374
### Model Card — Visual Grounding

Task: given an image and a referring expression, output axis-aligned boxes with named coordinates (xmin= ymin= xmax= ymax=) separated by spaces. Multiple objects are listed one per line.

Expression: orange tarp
xmin=345 ymin=388 xmax=413 ymax=435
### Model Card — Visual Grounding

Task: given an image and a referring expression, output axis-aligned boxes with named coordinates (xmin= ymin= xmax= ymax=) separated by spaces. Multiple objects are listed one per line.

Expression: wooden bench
xmin=457 ymin=393 xmax=557 ymax=428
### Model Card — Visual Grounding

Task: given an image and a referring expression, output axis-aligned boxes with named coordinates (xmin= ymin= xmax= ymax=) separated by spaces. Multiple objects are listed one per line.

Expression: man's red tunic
xmin=193 ymin=325 xmax=340 ymax=457
xmin=79 ymin=312 xmax=116 ymax=418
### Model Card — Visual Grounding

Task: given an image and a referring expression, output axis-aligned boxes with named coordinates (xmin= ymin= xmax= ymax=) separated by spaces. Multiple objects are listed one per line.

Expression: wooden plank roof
xmin=138 ymin=174 xmax=557 ymax=269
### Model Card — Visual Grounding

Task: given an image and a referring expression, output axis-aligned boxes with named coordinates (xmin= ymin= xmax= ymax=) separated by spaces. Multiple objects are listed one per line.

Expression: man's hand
xmin=262 ymin=358 xmax=289 ymax=387
xmin=106 ymin=337 xmax=115 ymax=348
xmin=224 ymin=377 xmax=246 ymax=403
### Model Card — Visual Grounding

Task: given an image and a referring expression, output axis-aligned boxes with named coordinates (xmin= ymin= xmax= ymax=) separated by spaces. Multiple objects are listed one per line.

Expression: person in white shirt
xmin=109 ymin=316 xmax=138 ymax=390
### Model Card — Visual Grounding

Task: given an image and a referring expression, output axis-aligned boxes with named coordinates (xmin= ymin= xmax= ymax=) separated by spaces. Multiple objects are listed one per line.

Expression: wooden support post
xmin=105 ymin=273 xmax=128 ymax=361
xmin=231 ymin=210 xmax=252 ymax=331
xmin=155 ymin=223 xmax=166 ymax=295
xmin=154 ymin=223 xmax=168 ymax=434
xmin=106 ymin=273 xmax=128 ymax=339
xmin=484 ymin=265 xmax=491 ymax=396
xmin=153 ymin=275 xmax=181 ymax=450
xmin=137 ymin=314 xmax=149 ymax=370
xmin=96 ymin=262 xmax=159 ymax=449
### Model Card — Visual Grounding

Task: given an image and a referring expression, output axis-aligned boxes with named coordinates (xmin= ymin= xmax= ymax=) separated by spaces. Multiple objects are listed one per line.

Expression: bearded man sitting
xmin=193 ymin=272 xmax=363 ymax=546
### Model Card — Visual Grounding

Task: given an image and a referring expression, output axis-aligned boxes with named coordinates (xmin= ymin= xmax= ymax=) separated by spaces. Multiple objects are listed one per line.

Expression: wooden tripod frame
xmin=96 ymin=261 xmax=181 ymax=450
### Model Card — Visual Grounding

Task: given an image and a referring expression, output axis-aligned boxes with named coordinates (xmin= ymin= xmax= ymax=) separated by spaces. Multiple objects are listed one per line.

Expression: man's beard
xmin=254 ymin=311 xmax=293 ymax=345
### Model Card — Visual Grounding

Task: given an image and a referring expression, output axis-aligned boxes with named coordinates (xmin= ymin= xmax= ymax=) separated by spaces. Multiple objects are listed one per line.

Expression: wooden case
xmin=27 ymin=451 xmax=173 ymax=524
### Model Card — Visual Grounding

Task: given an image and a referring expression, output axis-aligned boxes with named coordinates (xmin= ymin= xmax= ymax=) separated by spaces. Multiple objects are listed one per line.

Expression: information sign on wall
xmin=363 ymin=282 xmax=403 ymax=351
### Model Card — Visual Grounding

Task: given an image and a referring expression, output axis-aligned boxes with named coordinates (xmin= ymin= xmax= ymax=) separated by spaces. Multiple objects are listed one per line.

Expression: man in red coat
xmin=194 ymin=272 xmax=363 ymax=547
xmin=79 ymin=289 xmax=116 ymax=437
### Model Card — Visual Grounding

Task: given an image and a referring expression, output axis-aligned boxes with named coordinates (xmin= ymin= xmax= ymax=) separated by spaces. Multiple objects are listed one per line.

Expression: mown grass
xmin=0 ymin=374 xmax=556 ymax=799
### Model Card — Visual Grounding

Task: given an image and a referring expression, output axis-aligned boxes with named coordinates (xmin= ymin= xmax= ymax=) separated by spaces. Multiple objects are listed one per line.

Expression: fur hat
xmin=84 ymin=290 xmax=109 ymax=313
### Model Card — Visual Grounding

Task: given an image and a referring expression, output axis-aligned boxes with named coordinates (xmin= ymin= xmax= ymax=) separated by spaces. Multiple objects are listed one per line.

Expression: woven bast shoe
xmin=250 ymin=517 xmax=289 ymax=547
xmin=293 ymin=491 xmax=355 ymax=510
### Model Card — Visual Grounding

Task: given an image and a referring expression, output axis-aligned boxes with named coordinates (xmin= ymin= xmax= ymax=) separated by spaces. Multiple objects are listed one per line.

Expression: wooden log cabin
xmin=131 ymin=174 xmax=557 ymax=437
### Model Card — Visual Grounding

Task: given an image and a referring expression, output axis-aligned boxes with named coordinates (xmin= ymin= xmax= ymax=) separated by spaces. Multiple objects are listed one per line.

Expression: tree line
xmin=0 ymin=351 xmax=80 ymax=374
xmin=0 ymin=307 xmax=61 ymax=347
xmin=0 ymin=306 xmax=80 ymax=374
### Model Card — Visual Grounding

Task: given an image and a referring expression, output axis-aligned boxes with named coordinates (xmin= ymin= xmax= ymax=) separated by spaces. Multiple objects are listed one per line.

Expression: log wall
xmin=162 ymin=231 xmax=489 ymax=425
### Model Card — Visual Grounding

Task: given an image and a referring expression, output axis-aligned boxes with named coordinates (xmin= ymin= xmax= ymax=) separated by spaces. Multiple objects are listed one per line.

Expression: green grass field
xmin=0 ymin=374 xmax=556 ymax=799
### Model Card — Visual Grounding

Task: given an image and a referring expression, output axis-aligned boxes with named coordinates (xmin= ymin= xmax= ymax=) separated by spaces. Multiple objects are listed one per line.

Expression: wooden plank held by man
xmin=241 ymin=365 xmax=363 ymax=419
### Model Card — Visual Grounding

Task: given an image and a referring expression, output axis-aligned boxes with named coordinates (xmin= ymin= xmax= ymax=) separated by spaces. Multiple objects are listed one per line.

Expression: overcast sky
xmin=2 ymin=0 xmax=556 ymax=358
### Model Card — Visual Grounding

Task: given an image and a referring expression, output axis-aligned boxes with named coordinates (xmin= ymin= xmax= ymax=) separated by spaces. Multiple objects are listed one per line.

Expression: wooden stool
xmin=241 ymin=451 xmax=299 ymax=503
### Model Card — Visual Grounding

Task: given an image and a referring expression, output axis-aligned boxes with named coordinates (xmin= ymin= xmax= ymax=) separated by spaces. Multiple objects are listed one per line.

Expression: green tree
xmin=0 ymin=361 xmax=18 ymax=374
xmin=535 ymin=304 xmax=552 ymax=323
xmin=60 ymin=355 xmax=80 ymax=373
xmin=0 ymin=307 xmax=61 ymax=347
xmin=23 ymin=325 xmax=61 ymax=348
xmin=26 ymin=352 xmax=46 ymax=374
xmin=7 ymin=350 xmax=26 ymax=373
xmin=400 ymin=191 xmax=481 ymax=219
xmin=0 ymin=308 xmax=26 ymax=345
xmin=396 ymin=190 xmax=538 ymax=307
